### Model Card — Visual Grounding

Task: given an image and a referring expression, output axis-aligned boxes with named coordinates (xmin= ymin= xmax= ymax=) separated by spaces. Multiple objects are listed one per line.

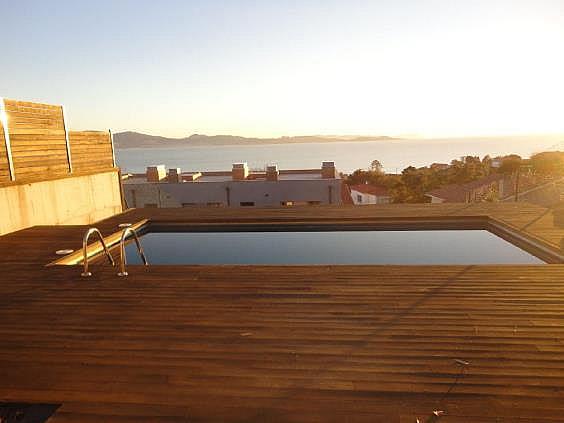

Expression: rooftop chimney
xmin=167 ymin=167 xmax=182 ymax=183
xmin=321 ymin=161 xmax=336 ymax=179
xmin=232 ymin=163 xmax=249 ymax=181
xmin=266 ymin=165 xmax=279 ymax=181
xmin=146 ymin=165 xmax=167 ymax=182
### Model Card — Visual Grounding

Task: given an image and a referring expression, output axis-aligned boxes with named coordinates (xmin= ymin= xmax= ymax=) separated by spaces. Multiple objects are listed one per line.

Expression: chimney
xmin=321 ymin=161 xmax=336 ymax=179
xmin=266 ymin=165 xmax=279 ymax=181
xmin=146 ymin=165 xmax=166 ymax=182
xmin=167 ymin=167 xmax=182 ymax=183
xmin=232 ymin=163 xmax=249 ymax=181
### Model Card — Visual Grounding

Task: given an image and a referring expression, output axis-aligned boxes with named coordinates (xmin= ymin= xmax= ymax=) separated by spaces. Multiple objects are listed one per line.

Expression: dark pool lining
xmin=77 ymin=215 xmax=562 ymax=266
xmin=114 ymin=216 xmax=562 ymax=265
xmin=125 ymin=229 xmax=544 ymax=265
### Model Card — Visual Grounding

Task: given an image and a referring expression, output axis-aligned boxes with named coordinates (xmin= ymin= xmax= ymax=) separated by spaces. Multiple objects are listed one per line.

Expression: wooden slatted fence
xmin=4 ymin=99 xmax=69 ymax=179
xmin=0 ymin=98 xmax=115 ymax=184
xmin=69 ymin=130 xmax=115 ymax=172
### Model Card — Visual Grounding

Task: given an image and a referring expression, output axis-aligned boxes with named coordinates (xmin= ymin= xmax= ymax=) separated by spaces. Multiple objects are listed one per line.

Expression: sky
xmin=1 ymin=0 xmax=563 ymax=139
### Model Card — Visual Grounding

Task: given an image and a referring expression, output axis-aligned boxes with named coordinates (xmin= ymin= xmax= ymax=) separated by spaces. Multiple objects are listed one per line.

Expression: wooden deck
xmin=2 ymin=203 xmax=564 ymax=422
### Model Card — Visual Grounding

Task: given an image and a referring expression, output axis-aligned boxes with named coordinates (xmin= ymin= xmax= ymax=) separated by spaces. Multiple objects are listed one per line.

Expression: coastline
xmin=113 ymin=134 xmax=564 ymax=150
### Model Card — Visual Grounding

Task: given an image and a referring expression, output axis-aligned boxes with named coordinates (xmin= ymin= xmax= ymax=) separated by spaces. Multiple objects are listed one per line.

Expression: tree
xmin=498 ymin=155 xmax=522 ymax=175
xmin=530 ymin=152 xmax=564 ymax=177
xmin=344 ymin=152 xmax=534 ymax=204
xmin=370 ymin=159 xmax=383 ymax=173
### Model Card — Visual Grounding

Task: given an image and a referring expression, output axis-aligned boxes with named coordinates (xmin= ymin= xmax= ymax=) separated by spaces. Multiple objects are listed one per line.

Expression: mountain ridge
xmin=113 ymin=131 xmax=399 ymax=148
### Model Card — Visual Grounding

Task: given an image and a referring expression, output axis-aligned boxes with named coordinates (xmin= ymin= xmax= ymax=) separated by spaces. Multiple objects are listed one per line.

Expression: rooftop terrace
xmin=2 ymin=202 xmax=564 ymax=421
xmin=124 ymin=170 xmax=329 ymax=184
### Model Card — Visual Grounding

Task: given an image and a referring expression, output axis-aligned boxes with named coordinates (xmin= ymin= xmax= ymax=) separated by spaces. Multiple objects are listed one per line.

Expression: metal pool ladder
xmin=81 ymin=228 xmax=115 ymax=277
xmin=117 ymin=226 xmax=149 ymax=277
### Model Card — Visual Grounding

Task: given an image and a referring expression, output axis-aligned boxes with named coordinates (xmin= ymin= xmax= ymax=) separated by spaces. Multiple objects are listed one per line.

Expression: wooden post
xmin=109 ymin=129 xmax=116 ymax=168
xmin=0 ymin=98 xmax=15 ymax=181
xmin=514 ymin=169 xmax=520 ymax=202
xmin=117 ymin=168 xmax=127 ymax=211
xmin=61 ymin=105 xmax=73 ymax=173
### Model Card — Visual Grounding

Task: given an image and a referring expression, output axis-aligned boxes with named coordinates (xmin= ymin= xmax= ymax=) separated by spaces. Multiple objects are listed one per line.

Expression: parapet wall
xmin=0 ymin=169 xmax=122 ymax=236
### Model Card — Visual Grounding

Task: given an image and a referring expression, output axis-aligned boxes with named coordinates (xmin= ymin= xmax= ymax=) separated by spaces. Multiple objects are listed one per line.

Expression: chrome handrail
xmin=118 ymin=227 xmax=148 ymax=276
xmin=81 ymin=228 xmax=115 ymax=277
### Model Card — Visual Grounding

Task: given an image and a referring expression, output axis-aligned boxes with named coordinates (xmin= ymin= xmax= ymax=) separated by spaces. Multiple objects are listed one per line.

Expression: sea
xmin=115 ymin=135 xmax=564 ymax=175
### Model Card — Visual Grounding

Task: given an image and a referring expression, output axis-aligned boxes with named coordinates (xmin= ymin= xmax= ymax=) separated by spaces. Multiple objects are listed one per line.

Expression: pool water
xmin=125 ymin=230 xmax=544 ymax=265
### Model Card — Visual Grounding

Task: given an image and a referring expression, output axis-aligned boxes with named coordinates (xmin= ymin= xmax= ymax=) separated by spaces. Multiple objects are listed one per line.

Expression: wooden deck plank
xmin=2 ymin=203 xmax=564 ymax=421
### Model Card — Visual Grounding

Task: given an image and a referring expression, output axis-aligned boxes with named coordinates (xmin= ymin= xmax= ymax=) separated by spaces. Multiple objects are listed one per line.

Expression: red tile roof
xmin=426 ymin=174 xmax=506 ymax=202
xmin=430 ymin=163 xmax=450 ymax=170
xmin=350 ymin=184 xmax=390 ymax=196
xmin=341 ymin=182 xmax=354 ymax=204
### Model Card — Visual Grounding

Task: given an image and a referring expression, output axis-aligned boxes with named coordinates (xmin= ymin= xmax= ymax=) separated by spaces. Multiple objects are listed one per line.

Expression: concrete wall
xmin=124 ymin=179 xmax=343 ymax=208
xmin=351 ymin=190 xmax=375 ymax=205
xmin=0 ymin=170 xmax=122 ymax=236
xmin=350 ymin=189 xmax=391 ymax=205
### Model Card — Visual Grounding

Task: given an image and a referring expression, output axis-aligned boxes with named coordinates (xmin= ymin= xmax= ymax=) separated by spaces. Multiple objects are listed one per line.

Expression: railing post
xmin=61 ymin=105 xmax=73 ymax=173
xmin=81 ymin=227 xmax=116 ymax=277
xmin=117 ymin=227 xmax=148 ymax=277
xmin=0 ymin=98 xmax=15 ymax=181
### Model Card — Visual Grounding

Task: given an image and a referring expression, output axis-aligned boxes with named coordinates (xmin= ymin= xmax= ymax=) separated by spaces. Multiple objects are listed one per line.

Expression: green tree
xmin=370 ymin=159 xmax=384 ymax=173
xmin=498 ymin=155 xmax=522 ymax=175
xmin=345 ymin=153 xmax=517 ymax=204
xmin=530 ymin=152 xmax=564 ymax=177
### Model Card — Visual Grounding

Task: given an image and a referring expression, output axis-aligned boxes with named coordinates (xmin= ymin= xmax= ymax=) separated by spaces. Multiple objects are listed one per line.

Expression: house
xmin=349 ymin=184 xmax=391 ymax=205
xmin=430 ymin=162 xmax=450 ymax=171
xmin=426 ymin=174 xmax=509 ymax=203
xmin=123 ymin=161 xmax=343 ymax=208
xmin=491 ymin=158 xmax=503 ymax=168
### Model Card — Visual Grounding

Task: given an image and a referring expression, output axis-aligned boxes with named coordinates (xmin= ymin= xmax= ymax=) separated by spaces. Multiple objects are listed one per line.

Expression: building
xmin=490 ymin=158 xmax=503 ymax=169
xmin=123 ymin=161 xmax=343 ymax=208
xmin=349 ymin=184 xmax=391 ymax=205
xmin=430 ymin=162 xmax=450 ymax=171
xmin=426 ymin=174 xmax=509 ymax=203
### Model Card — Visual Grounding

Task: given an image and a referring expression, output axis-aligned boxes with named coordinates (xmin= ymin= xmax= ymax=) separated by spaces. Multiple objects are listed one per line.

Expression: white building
xmin=123 ymin=162 xmax=343 ymax=208
xmin=349 ymin=184 xmax=391 ymax=205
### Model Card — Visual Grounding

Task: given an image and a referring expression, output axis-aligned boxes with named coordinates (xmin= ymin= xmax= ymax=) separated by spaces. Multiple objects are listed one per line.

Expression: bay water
xmin=115 ymin=135 xmax=563 ymax=174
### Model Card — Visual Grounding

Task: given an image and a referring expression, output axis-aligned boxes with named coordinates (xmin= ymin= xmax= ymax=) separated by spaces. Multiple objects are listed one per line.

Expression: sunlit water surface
xmin=116 ymin=136 xmax=562 ymax=174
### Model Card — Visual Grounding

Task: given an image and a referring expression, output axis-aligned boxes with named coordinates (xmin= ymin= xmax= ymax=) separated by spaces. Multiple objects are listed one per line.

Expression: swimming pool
xmin=124 ymin=229 xmax=545 ymax=265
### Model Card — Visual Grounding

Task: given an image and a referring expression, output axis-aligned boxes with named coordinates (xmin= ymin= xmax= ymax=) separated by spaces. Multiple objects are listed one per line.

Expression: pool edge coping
xmin=47 ymin=215 xmax=564 ymax=266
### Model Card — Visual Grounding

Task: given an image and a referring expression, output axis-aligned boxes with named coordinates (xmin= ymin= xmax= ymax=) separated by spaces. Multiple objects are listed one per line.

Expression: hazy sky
xmin=1 ymin=0 xmax=563 ymax=138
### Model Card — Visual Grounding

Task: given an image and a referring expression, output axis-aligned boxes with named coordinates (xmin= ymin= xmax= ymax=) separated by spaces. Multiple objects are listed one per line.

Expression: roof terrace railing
xmin=81 ymin=228 xmax=115 ymax=277
xmin=117 ymin=227 xmax=148 ymax=277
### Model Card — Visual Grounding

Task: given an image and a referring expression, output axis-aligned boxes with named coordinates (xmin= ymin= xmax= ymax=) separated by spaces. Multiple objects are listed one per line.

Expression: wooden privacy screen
xmin=69 ymin=131 xmax=114 ymax=172
xmin=4 ymin=99 xmax=69 ymax=179
xmin=0 ymin=98 xmax=115 ymax=183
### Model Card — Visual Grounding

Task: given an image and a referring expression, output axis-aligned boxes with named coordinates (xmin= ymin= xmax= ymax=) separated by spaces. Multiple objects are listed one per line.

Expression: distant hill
xmin=113 ymin=131 xmax=398 ymax=149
